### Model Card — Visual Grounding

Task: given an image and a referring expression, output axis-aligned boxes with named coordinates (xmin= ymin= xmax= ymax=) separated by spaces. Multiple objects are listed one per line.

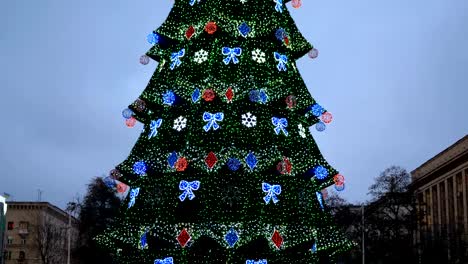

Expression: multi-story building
xmin=411 ymin=135 xmax=468 ymax=261
xmin=0 ymin=196 xmax=7 ymax=264
xmin=4 ymin=202 xmax=78 ymax=264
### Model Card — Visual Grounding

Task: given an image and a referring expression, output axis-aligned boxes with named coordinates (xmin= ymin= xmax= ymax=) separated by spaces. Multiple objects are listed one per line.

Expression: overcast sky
xmin=1 ymin=0 xmax=467 ymax=209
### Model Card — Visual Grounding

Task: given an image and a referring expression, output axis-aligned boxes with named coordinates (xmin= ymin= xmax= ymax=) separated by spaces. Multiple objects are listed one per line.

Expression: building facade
xmin=411 ymin=135 xmax=468 ymax=261
xmin=0 ymin=196 xmax=7 ymax=264
xmin=3 ymin=202 xmax=78 ymax=264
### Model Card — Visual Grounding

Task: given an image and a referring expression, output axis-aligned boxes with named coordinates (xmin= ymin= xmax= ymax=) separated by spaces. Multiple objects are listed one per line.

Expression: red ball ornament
xmin=321 ymin=112 xmax=333 ymax=124
xmin=202 ymin=89 xmax=216 ymax=102
xmin=333 ymin=174 xmax=345 ymax=185
xmin=285 ymin=95 xmax=297 ymax=109
xmin=125 ymin=117 xmax=137 ymax=128
xmin=276 ymin=157 xmax=292 ymax=174
xmin=205 ymin=21 xmax=218 ymax=34
xmin=292 ymin=0 xmax=302 ymax=8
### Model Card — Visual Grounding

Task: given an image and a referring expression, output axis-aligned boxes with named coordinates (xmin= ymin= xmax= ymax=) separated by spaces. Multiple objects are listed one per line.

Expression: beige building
xmin=4 ymin=202 xmax=78 ymax=264
xmin=411 ymin=135 xmax=468 ymax=260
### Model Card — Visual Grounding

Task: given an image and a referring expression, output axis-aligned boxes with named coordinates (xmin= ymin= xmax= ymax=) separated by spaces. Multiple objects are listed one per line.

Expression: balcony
xmin=18 ymin=229 xmax=29 ymax=236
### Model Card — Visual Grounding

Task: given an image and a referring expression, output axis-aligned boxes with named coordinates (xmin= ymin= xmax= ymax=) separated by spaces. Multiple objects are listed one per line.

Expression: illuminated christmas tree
xmin=96 ymin=0 xmax=354 ymax=262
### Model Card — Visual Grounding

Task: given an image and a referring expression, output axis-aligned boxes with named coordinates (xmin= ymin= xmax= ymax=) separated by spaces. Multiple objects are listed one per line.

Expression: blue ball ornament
xmin=275 ymin=28 xmax=287 ymax=41
xmin=227 ymin=158 xmax=241 ymax=171
xmin=133 ymin=161 xmax=147 ymax=175
xmin=314 ymin=165 xmax=329 ymax=180
xmin=146 ymin=32 xmax=159 ymax=45
xmin=335 ymin=183 xmax=345 ymax=192
xmin=315 ymin=121 xmax=326 ymax=132
xmin=310 ymin=104 xmax=325 ymax=117
xmin=163 ymin=91 xmax=176 ymax=106
xmin=249 ymin=90 xmax=259 ymax=102
xmin=122 ymin=108 xmax=134 ymax=119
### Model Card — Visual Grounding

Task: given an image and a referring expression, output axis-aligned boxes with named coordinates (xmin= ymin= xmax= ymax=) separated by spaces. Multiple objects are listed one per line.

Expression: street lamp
xmin=66 ymin=202 xmax=78 ymax=264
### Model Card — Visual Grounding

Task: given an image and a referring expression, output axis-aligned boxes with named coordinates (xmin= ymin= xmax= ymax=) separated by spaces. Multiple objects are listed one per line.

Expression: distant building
xmin=0 ymin=196 xmax=7 ymax=264
xmin=411 ymin=135 xmax=468 ymax=261
xmin=4 ymin=202 xmax=78 ymax=264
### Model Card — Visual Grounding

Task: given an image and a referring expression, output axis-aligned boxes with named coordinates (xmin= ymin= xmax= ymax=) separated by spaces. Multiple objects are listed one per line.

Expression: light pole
xmin=362 ymin=205 xmax=365 ymax=264
xmin=67 ymin=211 xmax=71 ymax=264
xmin=66 ymin=202 xmax=77 ymax=264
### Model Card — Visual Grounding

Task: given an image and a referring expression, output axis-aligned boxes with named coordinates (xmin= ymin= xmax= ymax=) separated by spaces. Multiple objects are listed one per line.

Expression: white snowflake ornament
xmin=241 ymin=112 xmax=257 ymax=128
xmin=194 ymin=49 xmax=208 ymax=64
xmin=298 ymin=123 xmax=307 ymax=138
xmin=252 ymin=49 xmax=266 ymax=63
xmin=173 ymin=116 xmax=187 ymax=131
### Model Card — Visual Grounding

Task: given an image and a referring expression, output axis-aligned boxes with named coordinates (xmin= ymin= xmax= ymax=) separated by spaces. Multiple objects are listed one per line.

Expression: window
xmin=7 ymin=237 xmax=13 ymax=245
xmin=19 ymin=221 xmax=29 ymax=229
xmin=21 ymin=239 xmax=26 ymax=245
xmin=7 ymin=221 xmax=14 ymax=230
xmin=4 ymin=251 xmax=12 ymax=260
xmin=19 ymin=251 xmax=25 ymax=260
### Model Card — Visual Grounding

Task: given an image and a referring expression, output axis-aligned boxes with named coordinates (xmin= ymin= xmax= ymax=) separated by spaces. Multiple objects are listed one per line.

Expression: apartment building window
xmin=4 ymin=251 xmax=12 ymax=260
xmin=7 ymin=221 xmax=14 ymax=230
xmin=19 ymin=251 xmax=25 ymax=261
xmin=21 ymin=238 xmax=27 ymax=245
xmin=19 ymin=221 xmax=29 ymax=229
xmin=7 ymin=237 xmax=13 ymax=245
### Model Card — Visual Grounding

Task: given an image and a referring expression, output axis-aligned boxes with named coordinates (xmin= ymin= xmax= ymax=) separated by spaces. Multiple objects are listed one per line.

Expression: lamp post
xmin=362 ymin=205 xmax=365 ymax=264
xmin=67 ymin=211 xmax=71 ymax=264
xmin=66 ymin=202 xmax=77 ymax=264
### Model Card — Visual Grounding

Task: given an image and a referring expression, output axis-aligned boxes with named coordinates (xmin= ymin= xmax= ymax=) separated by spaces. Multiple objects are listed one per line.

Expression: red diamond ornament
xmin=271 ymin=229 xmax=284 ymax=249
xmin=177 ymin=228 xmax=191 ymax=248
xmin=205 ymin=151 xmax=218 ymax=169
xmin=225 ymin=87 xmax=234 ymax=103
xmin=185 ymin=25 xmax=195 ymax=40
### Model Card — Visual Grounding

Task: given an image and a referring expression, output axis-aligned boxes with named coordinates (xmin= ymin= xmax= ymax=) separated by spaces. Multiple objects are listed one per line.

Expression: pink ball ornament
xmin=308 ymin=48 xmax=319 ymax=59
xmin=125 ymin=117 xmax=137 ymax=128
xmin=321 ymin=112 xmax=333 ymax=124
xmin=292 ymin=0 xmax=302 ymax=8
xmin=140 ymin=55 xmax=150 ymax=65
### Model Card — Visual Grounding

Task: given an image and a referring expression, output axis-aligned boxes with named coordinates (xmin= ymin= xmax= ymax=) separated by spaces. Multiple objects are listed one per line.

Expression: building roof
xmin=7 ymin=201 xmax=77 ymax=222
xmin=411 ymin=135 xmax=468 ymax=187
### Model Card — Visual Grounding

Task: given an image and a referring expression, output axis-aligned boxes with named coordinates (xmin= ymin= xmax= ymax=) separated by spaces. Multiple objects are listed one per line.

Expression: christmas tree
xmin=96 ymin=0 xmax=354 ymax=263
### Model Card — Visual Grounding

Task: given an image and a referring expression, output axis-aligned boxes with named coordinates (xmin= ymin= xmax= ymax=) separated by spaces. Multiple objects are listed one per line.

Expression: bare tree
xmin=365 ymin=165 xmax=417 ymax=263
xmin=34 ymin=212 xmax=68 ymax=264
xmin=368 ymin=165 xmax=411 ymax=199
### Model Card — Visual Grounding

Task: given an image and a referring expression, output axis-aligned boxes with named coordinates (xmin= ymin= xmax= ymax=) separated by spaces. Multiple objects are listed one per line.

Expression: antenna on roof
xmin=37 ymin=189 xmax=43 ymax=202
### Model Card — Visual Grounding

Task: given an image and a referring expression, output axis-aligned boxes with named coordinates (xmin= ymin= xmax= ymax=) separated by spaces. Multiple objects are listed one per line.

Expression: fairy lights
xmin=95 ymin=0 xmax=354 ymax=262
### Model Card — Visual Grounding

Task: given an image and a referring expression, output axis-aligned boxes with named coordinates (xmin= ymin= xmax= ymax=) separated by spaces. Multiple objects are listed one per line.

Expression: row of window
xmin=3 ymin=251 xmax=25 ymax=261
xmin=7 ymin=237 xmax=27 ymax=245
xmin=7 ymin=221 xmax=29 ymax=230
